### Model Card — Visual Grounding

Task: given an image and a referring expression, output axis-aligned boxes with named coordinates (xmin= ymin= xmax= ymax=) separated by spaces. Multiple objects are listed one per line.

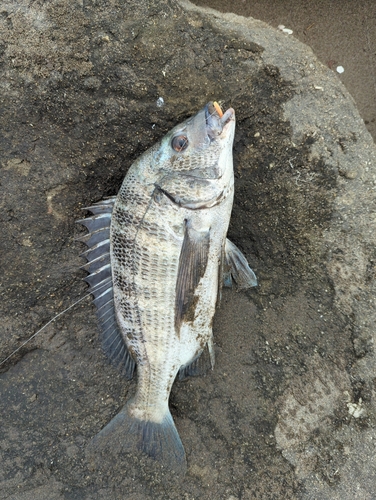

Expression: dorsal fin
xmin=78 ymin=197 xmax=135 ymax=379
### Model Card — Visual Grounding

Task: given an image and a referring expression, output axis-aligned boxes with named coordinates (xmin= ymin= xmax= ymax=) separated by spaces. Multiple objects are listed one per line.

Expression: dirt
xmin=1 ymin=0 xmax=375 ymax=499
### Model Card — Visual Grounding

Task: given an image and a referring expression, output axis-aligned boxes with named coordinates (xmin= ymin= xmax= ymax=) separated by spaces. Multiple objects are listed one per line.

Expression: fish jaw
xmin=205 ymin=101 xmax=236 ymax=142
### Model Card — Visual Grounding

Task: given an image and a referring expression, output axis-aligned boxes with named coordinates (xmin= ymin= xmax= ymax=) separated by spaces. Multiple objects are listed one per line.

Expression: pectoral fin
xmin=224 ymin=239 xmax=257 ymax=290
xmin=175 ymin=220 xmax=210 ymax=335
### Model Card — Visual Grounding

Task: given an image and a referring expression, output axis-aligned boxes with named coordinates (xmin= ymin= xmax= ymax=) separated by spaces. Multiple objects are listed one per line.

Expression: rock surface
xmin=1 ymin=0 xmax=375 ymax=498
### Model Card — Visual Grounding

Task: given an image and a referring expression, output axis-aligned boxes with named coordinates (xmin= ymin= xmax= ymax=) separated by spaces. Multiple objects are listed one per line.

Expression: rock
xmin=1 ymin=0 xmax=375 ymax=498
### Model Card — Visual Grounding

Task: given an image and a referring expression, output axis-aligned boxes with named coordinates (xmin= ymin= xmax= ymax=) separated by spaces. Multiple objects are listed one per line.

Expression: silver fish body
xmin=79 ymin=102 xmax=257 ymax=472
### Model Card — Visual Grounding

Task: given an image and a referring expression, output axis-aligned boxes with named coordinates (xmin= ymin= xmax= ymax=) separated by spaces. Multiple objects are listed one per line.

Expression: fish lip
xmin=205 ymin=102 xmax=235 ymax=138
xmin=220 ymin=107 xmax=235 ymax=130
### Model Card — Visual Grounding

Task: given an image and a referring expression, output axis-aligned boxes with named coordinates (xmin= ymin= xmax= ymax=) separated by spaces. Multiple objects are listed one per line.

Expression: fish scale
xmin=81 ymin=102 xmax=258 ymax=473
xmin=115 ymin=184 xmax=183 ymax=409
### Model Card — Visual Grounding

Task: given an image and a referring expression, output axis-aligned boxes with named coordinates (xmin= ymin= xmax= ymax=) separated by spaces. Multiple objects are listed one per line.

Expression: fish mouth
xmin=205 ymin=101 xmax=235 ymax=138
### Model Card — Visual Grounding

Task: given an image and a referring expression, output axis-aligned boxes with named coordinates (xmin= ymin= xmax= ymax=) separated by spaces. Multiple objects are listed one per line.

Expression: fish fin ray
xmin=80 ymin=253 xmax=110 ymax=273
xmin=82 ymin=196 xmax=116 ymax=215
xmin=76 ymin=227 xmax=110 ymax=247
xmin=86 ymin=403 xmax=186 ymax=474
xmin=224 ymin=239 xmax=257 ymax=290
xmin=175 ymin=220 xmax=210 ymax=335
xmin=208 ymin=336 xmax=215 ymax=368
xmin=77 ymin=213 xmax=112 ymax=232
xmin=77 ymin=203 xmax=135 ymax=379
xmin=80 ymin=239 xmax=110 ymax=261
xmin=216 ymin=240 xmax=226 ymax=308
xmin=99 ymin=321 xmax=135 ymax=380
xmin=178 ymin=341 xmax=214 ymax=380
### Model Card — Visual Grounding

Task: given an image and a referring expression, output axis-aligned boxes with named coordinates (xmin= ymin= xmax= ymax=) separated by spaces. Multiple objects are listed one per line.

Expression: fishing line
xmin=0 ymin=279 xmax=109 ymax=367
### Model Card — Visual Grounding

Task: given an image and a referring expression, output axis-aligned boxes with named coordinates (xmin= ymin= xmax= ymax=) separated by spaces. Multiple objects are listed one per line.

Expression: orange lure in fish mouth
xmin=213 ymin=101 xmax=223 ymax=118
xmin=212 ymin=101 xmax=234 ymax=125
xmin=205 ymin=101 xmax=235 ymax=140
xmin=213 ymin=101 xmax=223 ymax=117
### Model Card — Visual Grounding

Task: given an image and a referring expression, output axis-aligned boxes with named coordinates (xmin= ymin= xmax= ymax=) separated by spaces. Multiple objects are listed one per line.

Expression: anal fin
xmin=178 ymin=339 xmax=214 ymax=380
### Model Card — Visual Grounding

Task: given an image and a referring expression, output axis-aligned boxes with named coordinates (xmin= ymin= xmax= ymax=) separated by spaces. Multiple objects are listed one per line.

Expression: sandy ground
xmin=1 ymin=1 xmax=376 ymax=498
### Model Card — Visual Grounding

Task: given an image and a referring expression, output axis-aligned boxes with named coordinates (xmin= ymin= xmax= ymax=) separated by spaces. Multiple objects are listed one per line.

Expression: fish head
xmin=156 ymin=102 xmax=235 ymax=178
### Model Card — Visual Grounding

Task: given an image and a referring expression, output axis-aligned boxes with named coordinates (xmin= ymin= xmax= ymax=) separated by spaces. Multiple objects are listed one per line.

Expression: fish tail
xmin=86 ymin=402 xmax=186 ymax=474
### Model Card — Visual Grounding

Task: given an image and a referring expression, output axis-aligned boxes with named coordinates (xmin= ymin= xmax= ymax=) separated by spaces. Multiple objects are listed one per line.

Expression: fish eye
xmin=171 ymin=135 xmax=189 ymax=152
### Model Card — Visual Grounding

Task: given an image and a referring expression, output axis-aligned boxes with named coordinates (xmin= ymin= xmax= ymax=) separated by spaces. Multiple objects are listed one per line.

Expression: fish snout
xmin=205 ymin=102 xmax=235 ymax=138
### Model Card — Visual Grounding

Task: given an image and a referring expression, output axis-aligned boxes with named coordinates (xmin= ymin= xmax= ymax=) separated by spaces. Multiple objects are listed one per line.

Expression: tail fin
xmin=86 ymin=402 xmax=186 ymax=474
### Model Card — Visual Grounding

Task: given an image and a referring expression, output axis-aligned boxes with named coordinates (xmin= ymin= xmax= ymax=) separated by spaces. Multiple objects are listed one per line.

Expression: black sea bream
xmin=79 ymin=102 xmax=257 ymax=472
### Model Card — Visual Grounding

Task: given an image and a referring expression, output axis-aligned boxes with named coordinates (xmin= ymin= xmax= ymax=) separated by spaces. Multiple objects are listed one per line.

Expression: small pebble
xmin=278 ymin=25 xmax=293 ymax=35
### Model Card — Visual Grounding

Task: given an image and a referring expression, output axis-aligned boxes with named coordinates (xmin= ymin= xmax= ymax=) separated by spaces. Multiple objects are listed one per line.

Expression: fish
xmin=78 ymin=101 xmax=257 ymax=473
